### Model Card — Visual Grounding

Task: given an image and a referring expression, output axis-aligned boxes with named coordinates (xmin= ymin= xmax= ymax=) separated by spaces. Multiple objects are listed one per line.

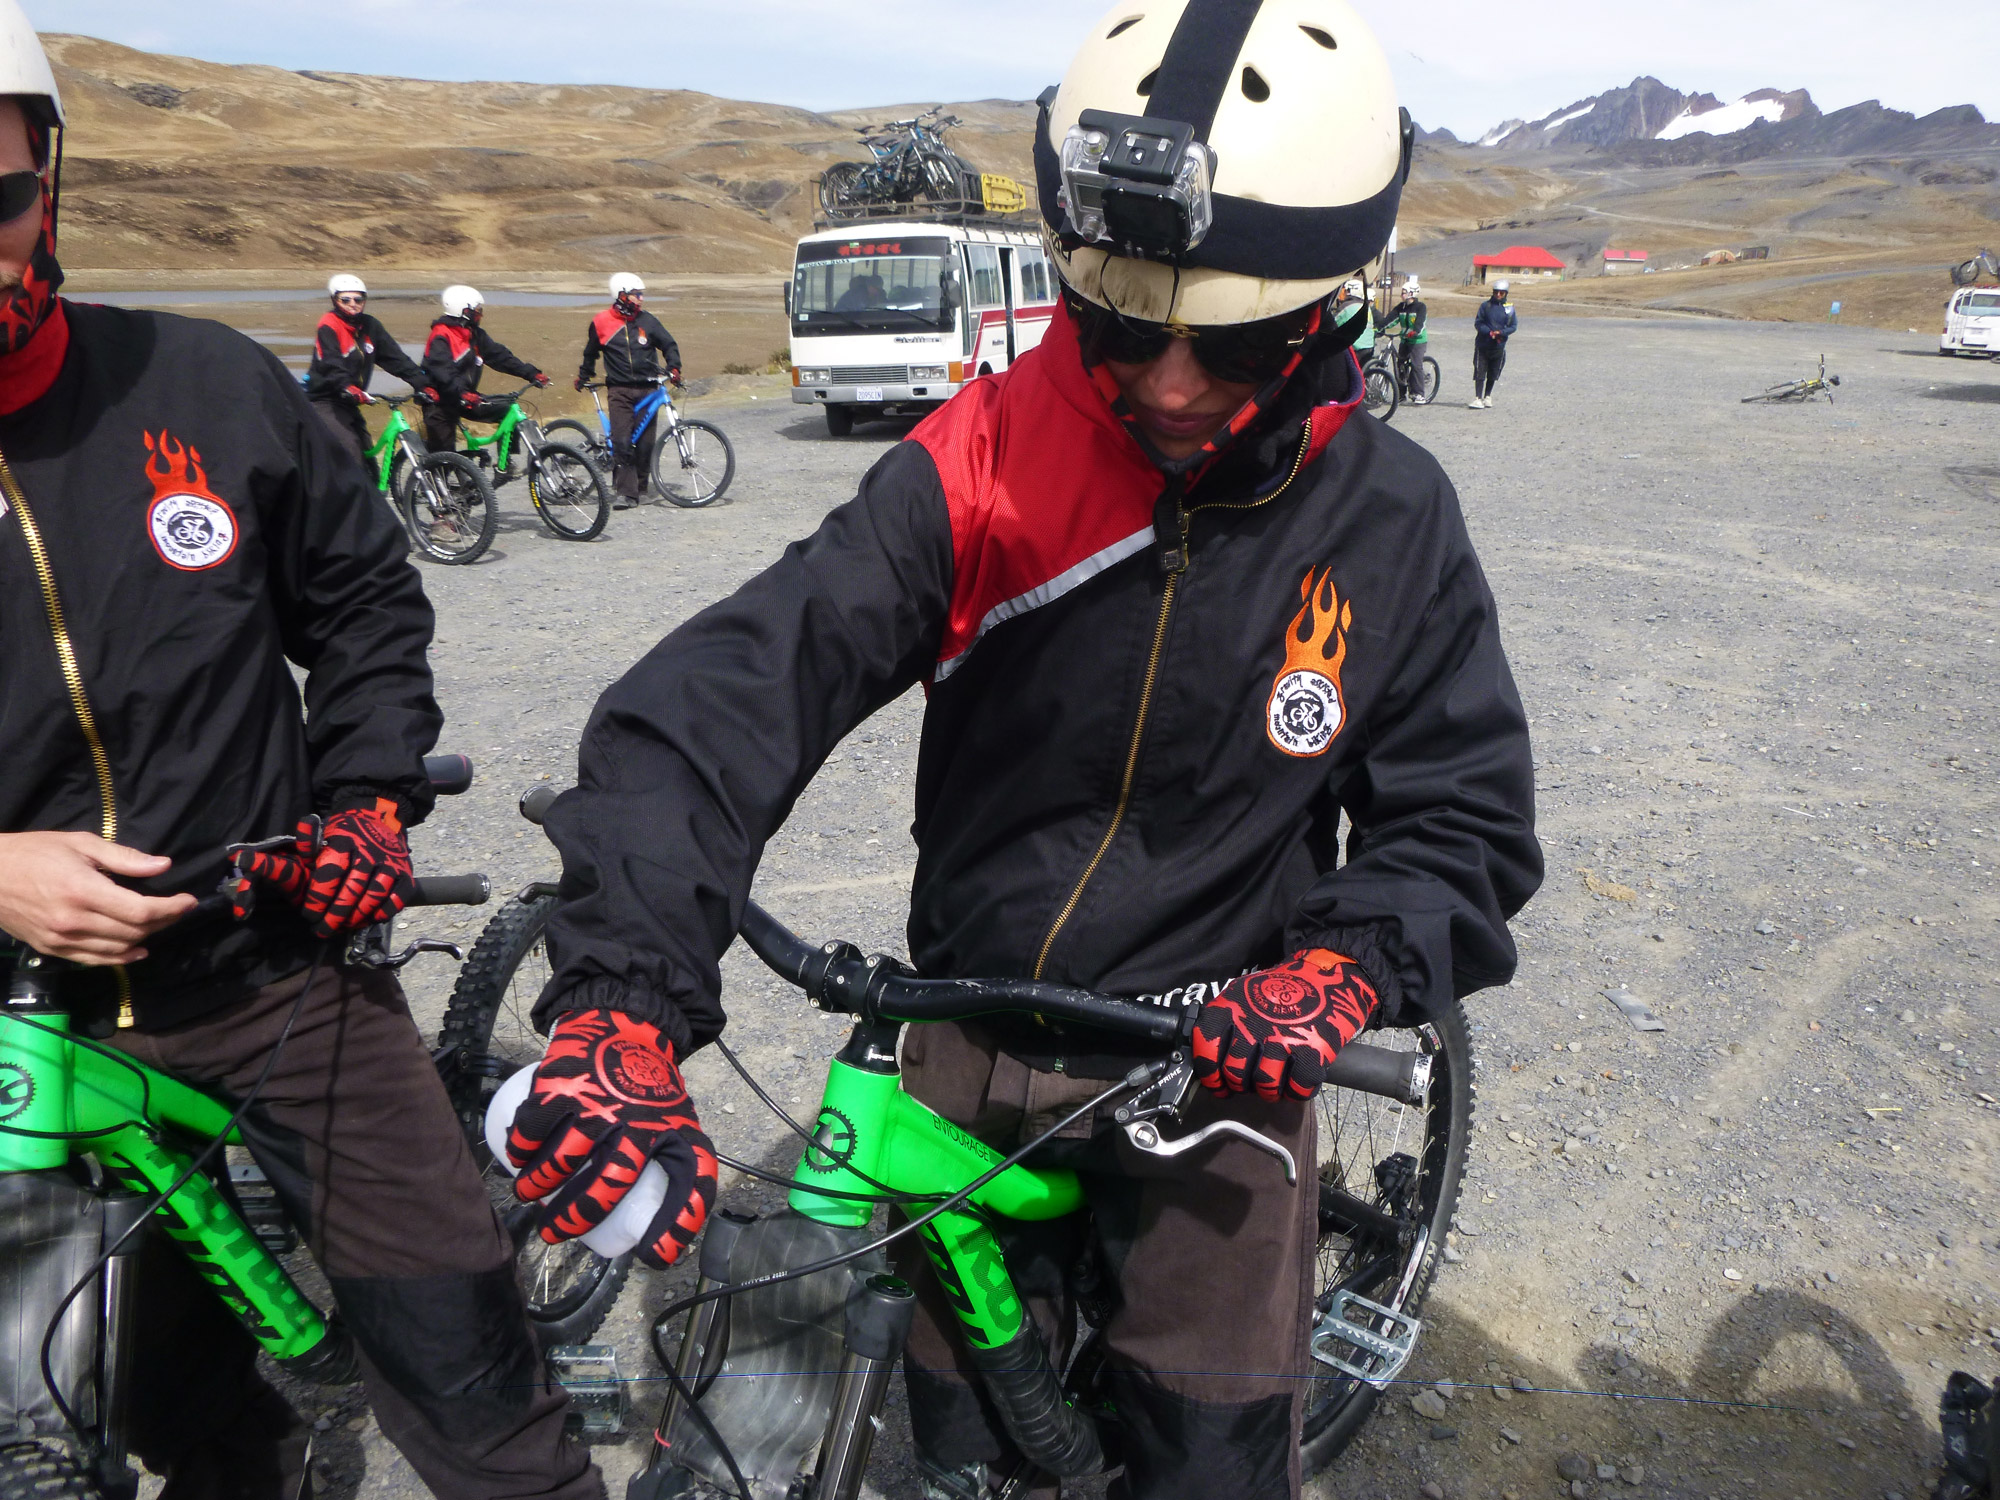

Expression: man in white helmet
xmin=576 ymin=271 xmax=682 ymax=506
xmin=303 ymin=273 xmax=427 ymax=462
xmin=0 ymin=11 xmax=596 ymax=1498
xmin=1388 ymin=275 xmax=1429 ymax=397
xmin=421 ymin=284 xmax=548 ymax=453
xmin=1470 ymin=278 xmax=1516 ymax=408
xmin=1335 ymin=276 xmax=1375 ymax=359
xmin=523 ymin=3 xmax=1538 ymax=1496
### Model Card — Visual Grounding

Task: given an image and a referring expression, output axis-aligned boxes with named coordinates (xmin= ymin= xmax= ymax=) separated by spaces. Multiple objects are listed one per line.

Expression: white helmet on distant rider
xmin=1402 ymin=276 xmax=1420 ymax=296
xmin=441 ymin=284 xmax=484 ymax=320
xmin=1036 ymin=0 xmax=1412 ymax=331
xmin=1492 ymin=278 xmax=1510 ymax=294
xmin=609 ymin=271 xmax=645 ymax=316
xmin=327 ymin=273 xmax=367 ymax=298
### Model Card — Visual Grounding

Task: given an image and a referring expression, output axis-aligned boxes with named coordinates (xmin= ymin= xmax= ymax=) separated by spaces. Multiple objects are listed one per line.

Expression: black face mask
xmin=0 ymin=130 xmax=60 ymax=358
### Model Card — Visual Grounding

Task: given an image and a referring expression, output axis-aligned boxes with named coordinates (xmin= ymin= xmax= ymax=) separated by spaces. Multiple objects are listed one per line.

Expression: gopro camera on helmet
xmin=1057 ymin=108 xmax=1216 ymax=261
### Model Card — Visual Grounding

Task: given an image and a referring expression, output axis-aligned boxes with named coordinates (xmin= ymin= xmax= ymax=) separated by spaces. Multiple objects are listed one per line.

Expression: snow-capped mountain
xmin=1655 ymin=88 xmax=1814 ymax=141
xmin=1477 ymin=79 xmax=1811 ymax=151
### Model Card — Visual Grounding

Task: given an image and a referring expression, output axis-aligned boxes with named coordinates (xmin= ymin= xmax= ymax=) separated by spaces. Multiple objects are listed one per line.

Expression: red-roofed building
xmin=1471 ymin=245 xmax=1565 ymax=283
xmin=1602 ymin=248 xmax=1649 ymax=276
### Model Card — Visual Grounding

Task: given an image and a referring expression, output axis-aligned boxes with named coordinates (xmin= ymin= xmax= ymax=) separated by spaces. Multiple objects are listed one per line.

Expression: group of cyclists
xmin=0 ymin=1 xmax=1542 ymax=1498
xmin=302 ymin=272 xmax=684 ymax=509
xmin=1335 ymin=274 xmax=1517 ymax=409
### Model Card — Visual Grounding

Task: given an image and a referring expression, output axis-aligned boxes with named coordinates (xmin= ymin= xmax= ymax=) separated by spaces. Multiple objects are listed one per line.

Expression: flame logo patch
xmin=143 ymin=430 xmax=238 ymax=571
xmin=1266 ymin=566 xmax=1351 ymax=758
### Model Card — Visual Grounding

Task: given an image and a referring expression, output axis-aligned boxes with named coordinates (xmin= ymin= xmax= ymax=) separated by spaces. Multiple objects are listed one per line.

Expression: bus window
xmin=793 ymin=236 xmax=954 ymax=333
xmin=1018 ymin=247 xmax=1052 ymax=304
xmin=964 ymin=245 xmax=1005 ymax=306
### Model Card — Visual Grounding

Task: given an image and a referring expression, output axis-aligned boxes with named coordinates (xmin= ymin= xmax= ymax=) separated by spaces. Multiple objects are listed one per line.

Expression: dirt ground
xmin=220 ymin=311 xmax=2000 ymax=1500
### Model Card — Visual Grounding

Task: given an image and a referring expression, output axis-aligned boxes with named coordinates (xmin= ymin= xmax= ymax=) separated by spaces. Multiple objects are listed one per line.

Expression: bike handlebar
xmin=410 ymin=874 xmax=490 ymax=907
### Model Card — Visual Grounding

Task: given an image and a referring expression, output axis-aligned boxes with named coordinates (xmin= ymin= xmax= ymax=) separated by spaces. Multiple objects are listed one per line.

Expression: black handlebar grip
xmin=409 ymin=875 xmax=491 ymax=907
xmin=1320 ymin=1042 xmax=1421 ymax=1103
xmin=423 ymin=754 xmax=474 ymax=795
xmin=519 ymin=786 xmax=560 ymax=826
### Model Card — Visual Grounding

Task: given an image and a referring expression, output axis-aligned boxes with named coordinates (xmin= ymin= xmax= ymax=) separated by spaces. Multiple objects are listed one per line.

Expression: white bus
xmin=1940 ymin=285 xmax=2000 ymax=357
xmin=788 ymin=218 xmax=1059 ymax=436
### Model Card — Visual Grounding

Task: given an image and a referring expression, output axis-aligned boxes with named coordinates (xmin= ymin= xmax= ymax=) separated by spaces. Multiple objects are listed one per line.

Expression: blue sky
xmin=29 ymin=0 xmax=1993 ymax=142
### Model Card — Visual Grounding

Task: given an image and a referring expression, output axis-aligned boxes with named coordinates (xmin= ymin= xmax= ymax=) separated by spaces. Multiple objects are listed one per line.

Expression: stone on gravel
xmin=1430 ymin=1424 xmax=1459 ymax=1441
xmin=1421 ymin=1484 xmax=1446 ymax=1500
xmin=1413 ymin=1389 xmax=1451 ymax=1420
xmin=1500 ymin=1426 xmax=1522 ymax=1444
xmin=1557 ymin=1453 xmax=1592 ymax=1481
xmin=1622 ymin=1465 xmax=1645 ymax=1483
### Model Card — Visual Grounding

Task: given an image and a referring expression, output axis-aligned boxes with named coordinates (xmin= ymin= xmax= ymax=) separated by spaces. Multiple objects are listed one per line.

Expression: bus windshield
xmin=794 ymin=237 xmax=954 ymax=333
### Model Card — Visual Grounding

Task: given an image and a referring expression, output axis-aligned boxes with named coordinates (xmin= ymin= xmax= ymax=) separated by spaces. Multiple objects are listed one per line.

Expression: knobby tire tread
xmin=655 ymin=420 xmax=735 ymax=507
xmin=528 ymin=441 xmax=610 ymax=541
xmin=0 ymin=1442 xmax=102 ymax=1500
xmin=404 ymin=451 xmax=497 ymax=565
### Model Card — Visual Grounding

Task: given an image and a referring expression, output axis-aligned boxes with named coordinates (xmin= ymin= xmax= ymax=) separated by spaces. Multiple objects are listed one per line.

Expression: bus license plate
xmin=856 ymin=386 xmax=884 ymax=403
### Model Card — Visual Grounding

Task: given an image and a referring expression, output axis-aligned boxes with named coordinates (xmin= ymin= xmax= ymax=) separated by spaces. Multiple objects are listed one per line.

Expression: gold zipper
xmin=1032 ymin=428 xmax=1315 ymax=981
xmin=0 ymin=447 xmax=133 ymax=1025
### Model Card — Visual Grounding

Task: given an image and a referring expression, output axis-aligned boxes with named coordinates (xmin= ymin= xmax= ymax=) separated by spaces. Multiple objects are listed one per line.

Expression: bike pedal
xmin=550 ymin=1344 xmax=626 ymax=1436
xmin=1310 ymin=1289 xmax=1421 ymax=1389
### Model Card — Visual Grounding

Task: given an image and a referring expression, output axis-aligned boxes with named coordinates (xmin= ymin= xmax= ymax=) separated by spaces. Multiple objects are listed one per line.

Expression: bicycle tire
xmin=0 ymin=1442 xmax=103 ymax=1500
xmin=655 ymin=419 xmax=735 ymax=507
xmin=528 ymin=441 xmax=610 ymax=541
xmin=918 ymin=150 xmax=962 ymax=205
xmin=820 ymin=162 xmax=866 ymax=215
xmin=542 ymin=418 xmax=608 ymax=468
xmin=1298 ymin=1003 xmax=1474 ymax=1477
xmin=1362 ymin=362 xmax=1399 ymax=422
xmin=402 ymin=451 xmax=497 ymax=565
xmin=438 ymin=893 xmax=631 ymax=1347
xmin=1409 ymin=355 xmax=1441 ymax=406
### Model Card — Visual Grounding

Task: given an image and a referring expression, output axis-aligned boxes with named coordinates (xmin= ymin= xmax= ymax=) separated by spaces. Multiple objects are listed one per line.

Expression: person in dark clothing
xmin=0 ymin=46 xmax=594 ymax=1500
xmin=420 ymin=284 xmax=548 ymax=452
xmin=303 ymin=273 xmax=427 ymax=466
xmin=1470 ymin=279 xmax=1516 ymax=408
xmin=508 ymin=4 xmax=1540 ymax=1497
xmin=1388 ymin=276 xmax=1428 ymax=396
xmin=576 ymin=271 xmax=682 ymax=506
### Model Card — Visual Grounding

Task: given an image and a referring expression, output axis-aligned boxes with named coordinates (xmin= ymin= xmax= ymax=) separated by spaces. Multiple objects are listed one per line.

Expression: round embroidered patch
xmin=148 ymin=493 xmax=237 ymax=570
xmin=1266 ymin=668 xmax=1342 ymax=757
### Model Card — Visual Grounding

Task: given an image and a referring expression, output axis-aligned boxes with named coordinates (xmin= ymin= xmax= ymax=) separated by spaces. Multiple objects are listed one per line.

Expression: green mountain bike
xmin=610 ymin=900 xmax=1471 ymax=1500
xmin=361 ymin=394 xmax=498 ymax=567
xmin=446 ymin=389 xmax=611 ymax=557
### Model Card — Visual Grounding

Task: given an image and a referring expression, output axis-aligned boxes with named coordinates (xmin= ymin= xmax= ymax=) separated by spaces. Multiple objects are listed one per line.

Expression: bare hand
xmin=0 ymin=832 xmax=198 ymax=964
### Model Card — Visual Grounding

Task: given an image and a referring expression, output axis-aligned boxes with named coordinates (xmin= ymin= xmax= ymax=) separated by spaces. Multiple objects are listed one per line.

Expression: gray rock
xmin=1754 ymin=920 xmax=1777 ymax=935
xmin=1421 ymin=1484 xmax=1446 ymax=1500
xmin=1499 ymin=1426 xmax=1523 ymax=1444
xmin=1512 ymin=1375 xmax=1535 ymax=1392
xmin=1429 ymin=1423 xmax=1459 ymax=1441
xmin=1621 ymin=1465 xmax=1645 ymax=1484
xmin=1596 ymin=1463 xmax=1617 ymax=1480
xmin=1557 ymin=1453 xmax=1592 ymax=1481
xmin=1412 ymin=1389 xmax=1451 ymax=1420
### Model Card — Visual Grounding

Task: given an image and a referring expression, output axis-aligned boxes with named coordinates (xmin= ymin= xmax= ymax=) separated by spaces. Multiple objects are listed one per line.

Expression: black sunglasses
xmin=0 ymin=171 xmax=43 ymax=226
xmin=1066 ymin=289 xmax=1318 ymax=386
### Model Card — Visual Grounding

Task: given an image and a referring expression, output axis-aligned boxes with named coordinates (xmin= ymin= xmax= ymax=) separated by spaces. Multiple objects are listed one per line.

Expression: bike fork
xmin=92 ymin=1193 xmax=151 ymax=1500
xmin=629 ymin=1210 xmax=754 ymax=1500
xmin=810 ymin=1275 xmax=917 ymax=1500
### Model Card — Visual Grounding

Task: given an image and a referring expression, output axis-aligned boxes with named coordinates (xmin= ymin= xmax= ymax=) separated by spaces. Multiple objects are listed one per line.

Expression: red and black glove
xmin=1191 ymin=949 xmax=1380 ymax=1101
xmin=667 ymin=367 xmax=683 ymax=386
xmin=417 ymin=386 xmax=440 ymax=405
xmin=530 ymin=371 xmax=551 ymax=389
xmin=506 ymin=1009 xmax=717 ymax=1268
xmin=238 ymin=799 xmax=413 ymax=937
xmin=344 ymin=384 xmax=375 ymax=406
xmin=573 ymin=375 xmax=586 ymax=392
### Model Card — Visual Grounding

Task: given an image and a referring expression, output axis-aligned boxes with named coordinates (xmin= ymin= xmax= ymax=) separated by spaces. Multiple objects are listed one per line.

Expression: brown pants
xmin=895 ymin=1022 xmax=1315 ymax=1500
xmin=109 ymin=962 xmax=598 ymax=1500
xmin=606 ymin=385 xmax=658 ymax=500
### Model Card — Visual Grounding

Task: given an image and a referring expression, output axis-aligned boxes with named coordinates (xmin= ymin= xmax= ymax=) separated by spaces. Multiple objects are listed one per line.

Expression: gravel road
xmin=310 ymin=318 xmax=1997 ymax=1500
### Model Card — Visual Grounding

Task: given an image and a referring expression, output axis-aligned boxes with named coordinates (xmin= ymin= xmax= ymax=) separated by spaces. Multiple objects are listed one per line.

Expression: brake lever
xmin=1113 ymin=1051 xmax=1300 ymax=1186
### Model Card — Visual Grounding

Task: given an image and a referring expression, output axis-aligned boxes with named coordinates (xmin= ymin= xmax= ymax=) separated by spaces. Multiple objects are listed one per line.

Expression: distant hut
xmin=1471 ymin=246 xmax=1565 ymax=284
xmin=1601 ymin=248 xmax=1648 ymax=276
xmin=1700 ymin=248 xmax=1740 ymax=266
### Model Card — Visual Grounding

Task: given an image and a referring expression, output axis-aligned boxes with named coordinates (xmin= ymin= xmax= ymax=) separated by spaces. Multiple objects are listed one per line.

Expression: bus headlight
xmin=796 ymin=368 xmax=832 ymax=385
xmin=910 ymin=365 xmax=948 ymax=382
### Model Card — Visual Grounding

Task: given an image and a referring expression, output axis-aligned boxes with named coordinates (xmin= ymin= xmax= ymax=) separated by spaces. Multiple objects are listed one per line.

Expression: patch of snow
xmin=1476 ymin=117 xmax=1526 ymax=148
xmin=1655 ymin=94 xmax=1785 ymax=141
xmin=1540 ymin=100 xmax=1597 ymax=133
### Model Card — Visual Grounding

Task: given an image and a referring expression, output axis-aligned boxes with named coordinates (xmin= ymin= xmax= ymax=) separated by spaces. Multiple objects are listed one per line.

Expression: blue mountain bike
xmin=548 ymin=379 xmax=735 ymax=508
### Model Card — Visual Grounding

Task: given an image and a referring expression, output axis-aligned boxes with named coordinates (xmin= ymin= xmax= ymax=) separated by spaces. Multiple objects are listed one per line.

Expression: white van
xmin=788 ymin=217 xmax=1058 ymax=435
xmin=1940 ymin=286 xmax=2000 ymax=356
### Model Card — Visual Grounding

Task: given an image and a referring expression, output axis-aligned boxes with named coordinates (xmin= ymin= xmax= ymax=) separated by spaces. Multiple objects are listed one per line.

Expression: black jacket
xmin=0 ymin=301 xmax=442 ymax=1026
xmin=303 ymin=310 xmax=425 ymax=404
xmin=578 ymin=307 xmax=680 ymax=387
xmin=422 ymin=316 xmax=541 ymax=413
xmin=1475 ymin=298 xmax=1517 ymax=342
xmin=535 ymin=305 xmax=1540 ymax=1071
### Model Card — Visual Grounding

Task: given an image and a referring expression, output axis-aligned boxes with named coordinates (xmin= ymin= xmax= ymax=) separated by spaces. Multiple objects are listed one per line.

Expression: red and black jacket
xmin=303 ymin=310 xmax=425 ymax=404
xmin=578 ymin=307 xmax=680 ymax=387
xmin=533 ymin=303 xmax=1541 ymax=1070
xmin=0 ymin=301 xmax=443 ymax=1026
xmin=421 ymin=315 xmax=541 ymax=413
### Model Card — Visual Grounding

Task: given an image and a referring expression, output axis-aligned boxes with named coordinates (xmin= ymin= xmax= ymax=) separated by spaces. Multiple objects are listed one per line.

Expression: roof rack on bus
xmin=811 ymin=200 xmax=1039 ymax=233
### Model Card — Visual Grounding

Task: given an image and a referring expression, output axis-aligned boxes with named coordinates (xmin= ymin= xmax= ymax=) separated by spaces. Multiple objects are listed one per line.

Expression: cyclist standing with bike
xmin=302 ymin=273 xmax=427 ymax=464
xmin=575 ymin=271 xmax=681 ymax=508
xmin=517 ymin=3 xmax=1539 ymax=1496
xmin=422 ymin=283 xmax=549 ymax=454
xmin=0 ymin=19 xmax=594 ymax=1496
xmin=1390 ymin=275 xmax=1429 ymax=398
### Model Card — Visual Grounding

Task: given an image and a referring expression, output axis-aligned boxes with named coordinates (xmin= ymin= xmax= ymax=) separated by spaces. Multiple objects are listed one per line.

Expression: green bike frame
xmin=784 ymin=1036 xmax=1079 ymax=1352
xmin=0 ymin=1000 xmax=333 ymax=1364
xmin=456 ymin=401 xmax=527 ymax=479
xmin=361 ymin=399 xmax=427 ymax=496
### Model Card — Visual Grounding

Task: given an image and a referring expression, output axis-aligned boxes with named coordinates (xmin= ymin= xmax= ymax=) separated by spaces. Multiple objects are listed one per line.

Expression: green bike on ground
xmin=360 ymin=394 xmax=498 ymax=566
xmin=601 ymin=898 xmax=1471 ymax=1500
xmin=439 ymin=389 xmax=611 ymax=562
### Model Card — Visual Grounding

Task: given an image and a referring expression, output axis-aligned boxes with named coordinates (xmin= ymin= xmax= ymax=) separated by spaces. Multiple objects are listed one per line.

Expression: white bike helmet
xmin=441 ymin=284 xmax=484 ymax=318
xmin=1402 ymin=276 xmax=1420 ymax=295
xmin=1492 ymin=278 xmax=1510 ymax=293
xmin=608 ymin=272 xmax=645 ymax=299
xmin=1037 ymin=0 xmax=1412 ymax=327
xmin=327 ymin=273 xmax=367 ymax=298
xmin=1341 ymin=278 xmax=1367 ymax=300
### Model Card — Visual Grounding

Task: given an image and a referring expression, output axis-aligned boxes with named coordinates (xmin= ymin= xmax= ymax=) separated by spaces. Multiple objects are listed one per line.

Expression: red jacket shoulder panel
xmin=317 ymin=311 xmax=359 ymax=359
xmin=590 ymin=308 xmax=627 ymax=347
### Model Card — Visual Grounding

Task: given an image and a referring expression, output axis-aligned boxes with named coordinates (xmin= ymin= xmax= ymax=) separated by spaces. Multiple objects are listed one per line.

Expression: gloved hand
xmin=239 ymin=799 xmax=413 ymax=938
xmin=344 ymin=384 xmax=375 ymax=406
xmin=668 ymin=367 xmax=683 ymax=386
xmin=1191 ymin=949 xmax=1380 ymax=1101
xmin=506 ymin=1008 xmax=718 ymax=1267
xmin=573 ymin=375 xmax=586 ymax=392
xmin=531 ymin=371 xmax=551 ymax=388
xmin=415 ymin=386 xmax=439 ymax=406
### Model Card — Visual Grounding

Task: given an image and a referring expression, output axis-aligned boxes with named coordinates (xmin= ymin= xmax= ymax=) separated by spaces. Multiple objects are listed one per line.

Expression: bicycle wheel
xmin=1298 ymin=1004 xmax=1473 ymax=1477
xmin=820 ymin=162 xmax=865 ymax=216
xmin=1362 ymin=362 xmax=1399 ymax=422
xmin=527 ymin=442 xmax=610 ymax=541
xmin=401 ymin=451 xmax=497 ymax=565
xmin=0 ymin=1442 xmax=102 ymax=1500
xmin=542 ymin=417 xmax=608 ymax=468
xmin=1407 ymin=354 xmax=1441 ymax=406
xmin=1741 ymin=383 xmax=1803 ymax=404
xmin=654 ymin=419 xmax=735 ymax=507
xmin=438 ymin=892 xmax=632 ymax=1347
xmin=918 ymin=150 xmax=962 ymax=204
